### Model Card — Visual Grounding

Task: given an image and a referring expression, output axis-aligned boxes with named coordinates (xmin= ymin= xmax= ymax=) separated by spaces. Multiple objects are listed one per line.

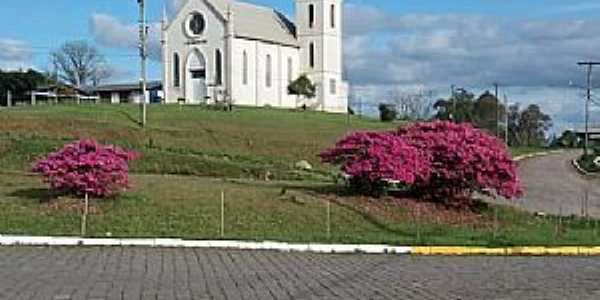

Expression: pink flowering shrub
xmin=320 ymin=121 xmax=522 ymax=207
xmin=319 ymin=131 xmax=430 ymax=195
xmin=398 ymin=121 xmax=522 ymax=206
xmin=33 ymin=139 xmax=139 ymax=198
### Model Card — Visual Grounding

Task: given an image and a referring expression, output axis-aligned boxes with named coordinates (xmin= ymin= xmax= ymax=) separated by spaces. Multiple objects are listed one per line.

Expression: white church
xmin=161 ymin=0 xmax=348 ymax=113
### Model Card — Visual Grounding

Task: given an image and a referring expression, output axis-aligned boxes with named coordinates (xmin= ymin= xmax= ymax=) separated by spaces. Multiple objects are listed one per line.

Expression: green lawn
xmin=1 ymin=172 xmax=598 ymax=246
xmin=0 ymin=104 xmax=391 ymax=180
xmin=511 ymin=146 xmax=548 ymax=157
xmin=1 ymin=104 xmax=593 ymax=246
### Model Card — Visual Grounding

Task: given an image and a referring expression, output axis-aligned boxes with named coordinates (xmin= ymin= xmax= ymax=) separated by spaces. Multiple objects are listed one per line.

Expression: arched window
xmin=309 ymin=43 xmax=315 ymax=68
xmin=309 ymin=4 xmax=315 ymax=28
xmin=215 ymin=49 xmax=222 ymax=85
xmin=287 ymin=57 xmax=293 ymax=83
xmin=242 ymin=51 xmax=248 ymax=85
xmin=331 ymin=4 xmax=336 ymax=28
xmin=173 ymin=53 xmax=180 ymax=87
xmin=266 ymin=54 xmax=272 ymax=87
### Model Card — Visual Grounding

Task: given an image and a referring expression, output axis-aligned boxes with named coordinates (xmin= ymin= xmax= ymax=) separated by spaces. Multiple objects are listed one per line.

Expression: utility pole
xmin=451 ymin=84 xmax=456 ymax=122
xmin=494 ymin=83 xmax=499 ymax=137
xmin=577 ymin=62 xmax=600 ymax=156
xmin=504 ymin=94 xmax=509 ymax=145
xmin=138 ymin=0 xmax=148 ymax=127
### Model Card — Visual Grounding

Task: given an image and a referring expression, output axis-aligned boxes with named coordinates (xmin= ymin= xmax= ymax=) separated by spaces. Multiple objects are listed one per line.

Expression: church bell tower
xmin=295 ymin=0 xmax=346 ymax=112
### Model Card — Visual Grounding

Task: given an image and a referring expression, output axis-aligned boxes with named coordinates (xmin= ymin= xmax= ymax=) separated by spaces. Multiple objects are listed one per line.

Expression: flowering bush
xmin=320 ymin=131 xmax=430 ymax=195
xmin=33 ymin=139 xmax=139 ymax=198
xmin=320 ymin=121 xmax=522 ymax=207
xmin=398 ymin=121 xmax=522 ymax=205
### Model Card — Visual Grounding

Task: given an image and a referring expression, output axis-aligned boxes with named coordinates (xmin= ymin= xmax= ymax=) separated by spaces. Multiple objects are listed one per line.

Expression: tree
xmin=288 ymin=74 xmax=316 ymax=109
xmin=473 ymin=91 xmax=505 ymax=134
xmin=388 ymin=89 xmax=435 ymax=120
xmin=50 ymin=41 xmax=112 ymax=87
xmin=555 ymin=130 xmax=579 ymax=148
xmin=507 ymin=104 xmax=553 ymax=147
xmin=433 ymin=88 xmax=476 ymax=123
xmin=0 ymin=69 xmax=48 ymax=105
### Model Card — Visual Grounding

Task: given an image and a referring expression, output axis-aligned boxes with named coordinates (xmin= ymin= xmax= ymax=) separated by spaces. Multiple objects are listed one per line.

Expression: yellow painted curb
xmin=411 ymin=247 xmax=600 ymax=256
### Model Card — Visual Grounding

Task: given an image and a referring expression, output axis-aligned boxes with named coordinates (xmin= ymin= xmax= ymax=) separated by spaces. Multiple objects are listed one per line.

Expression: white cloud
xmin=89 ymin=13 xmax=162 ymax=61
xmin=0 ymin=39 xmax=31 ymax=61
xmin=0 ymin=39 xmax=35 ymax=71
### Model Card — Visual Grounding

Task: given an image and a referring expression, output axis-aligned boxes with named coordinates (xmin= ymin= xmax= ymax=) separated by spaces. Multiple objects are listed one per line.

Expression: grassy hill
xmin=0 ymin=104 xmax=392 ymax=179
xmin=1 ymin=104 xmax=583 ymax=246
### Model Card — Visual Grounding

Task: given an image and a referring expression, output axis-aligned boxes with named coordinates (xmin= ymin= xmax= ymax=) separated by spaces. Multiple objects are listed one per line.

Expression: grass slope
xmin=0 ymin=104 xmax=391 ymax=179
xmin=0 ymin=104 xmax=586 ymax=246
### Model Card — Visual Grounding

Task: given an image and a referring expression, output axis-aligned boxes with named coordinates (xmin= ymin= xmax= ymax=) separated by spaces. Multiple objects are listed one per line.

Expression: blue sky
xmin=2 ymin=0 xmax=600 ymax=132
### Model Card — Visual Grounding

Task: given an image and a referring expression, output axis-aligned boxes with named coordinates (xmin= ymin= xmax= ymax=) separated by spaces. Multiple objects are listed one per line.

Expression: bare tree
xmin=50 ymin=41 xmax=111 ymax=87
xmin=388 ymin=89 xmax=435 ymax=120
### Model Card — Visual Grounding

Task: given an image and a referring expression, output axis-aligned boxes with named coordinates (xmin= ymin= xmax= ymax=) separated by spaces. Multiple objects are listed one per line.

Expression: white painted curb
xmin=0 ymin=235 xmax=411 ymax=255
xmin=513 ymin=150 xmax=563 ymax=162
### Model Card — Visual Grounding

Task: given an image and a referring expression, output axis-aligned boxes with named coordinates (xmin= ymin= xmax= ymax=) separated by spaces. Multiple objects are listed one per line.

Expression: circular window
xmin=188 ymin=13 xmax=205 ymax=36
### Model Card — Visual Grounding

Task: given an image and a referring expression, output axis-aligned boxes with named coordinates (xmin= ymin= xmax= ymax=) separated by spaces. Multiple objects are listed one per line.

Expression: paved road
xmin=1 ymin=247 xmax=600 ymax=300
xmin=516 ymin=150 xmax=600 ymax=217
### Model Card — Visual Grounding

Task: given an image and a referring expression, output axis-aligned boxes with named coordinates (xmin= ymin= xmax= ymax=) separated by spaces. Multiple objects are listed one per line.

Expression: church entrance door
xmin=185 ymin=50 xmax=207 ymax=104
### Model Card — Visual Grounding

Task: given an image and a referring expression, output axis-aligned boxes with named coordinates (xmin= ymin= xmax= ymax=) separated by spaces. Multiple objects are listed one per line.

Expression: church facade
xmin=161 ymin=0 xmax=348 ymax=113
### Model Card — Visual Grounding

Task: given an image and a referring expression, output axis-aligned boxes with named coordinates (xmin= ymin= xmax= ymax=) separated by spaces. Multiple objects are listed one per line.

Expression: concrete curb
xmin=513 ymin=149 xmax=563 ymax=162
xmin=2 ymin=235 xmax=600 ymax=256
xmin=412 ymin=246 xmax=600 ymax=256
xmin=571 ymin=158 xmax=600 ymax=178
xmin=0 ymin=236 xmax=411 ymax=254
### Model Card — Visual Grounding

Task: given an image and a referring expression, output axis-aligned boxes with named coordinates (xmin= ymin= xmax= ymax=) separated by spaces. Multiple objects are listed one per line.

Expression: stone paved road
xmin=516 ymin=150 xmax=600 ymax=217
xmin=1 ymin=247 xmax=600 ymax=300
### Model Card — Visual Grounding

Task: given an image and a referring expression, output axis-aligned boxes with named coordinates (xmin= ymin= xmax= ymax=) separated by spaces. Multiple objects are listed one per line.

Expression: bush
xmin=378 ymin=104 xmax=397 ymax=122
xmin=33 ymin=139 xmax=139 ymax=198
xmin=398 ymin=121 xmax=522 ymax=206
xmin=319 ymin=132 xmax=430 ymax=196
xmin=577 ymin=154 xmax=600 ymax=173
xmin=320 ymin=121 xmax=522 ymax=207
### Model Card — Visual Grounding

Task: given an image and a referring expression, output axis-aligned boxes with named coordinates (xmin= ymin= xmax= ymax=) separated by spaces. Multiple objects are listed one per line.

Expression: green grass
xmin=0 ymin=104 xmax=391 ymax=179
xmin=1 ymin=172 xmax=599 ymax=246
xmin=510 ymin=146 xmax=547 ymax=157
xmin=1 ymin=104 xmax=592 ymax=246
xmin=577 ymin=154 xmax=600 ymax=173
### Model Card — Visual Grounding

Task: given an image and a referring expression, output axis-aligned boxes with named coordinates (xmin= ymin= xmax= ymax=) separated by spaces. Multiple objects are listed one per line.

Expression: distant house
xmin=575 ymin=126 xmax=600 ymax=142
xmin=88 ymin=81 xmax=163 ymax=104
xmin=33 ymin=84 xmax=98 ymax=104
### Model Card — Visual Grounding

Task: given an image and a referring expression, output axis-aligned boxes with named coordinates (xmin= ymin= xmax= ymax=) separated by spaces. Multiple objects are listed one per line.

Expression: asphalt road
xmin=516 ymin=150 xmax=600 ymax=217
xmin=1 ymin=247 xmax=600 ymax=300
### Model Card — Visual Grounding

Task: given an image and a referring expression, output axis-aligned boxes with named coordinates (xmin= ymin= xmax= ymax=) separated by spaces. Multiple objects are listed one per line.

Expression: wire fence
xmin=40 ymin=176 xmax=598 ymax=247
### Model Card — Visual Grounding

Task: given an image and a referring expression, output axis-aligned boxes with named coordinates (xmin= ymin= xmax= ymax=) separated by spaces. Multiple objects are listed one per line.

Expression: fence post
xmin=30 ymin=91 xmax=36 ymax=106
xmin=6 ymin=90 xmax=11 ymax=107
xmin=326 ymin=200 xmax=331 ymax=240
xmin=81 ymin=193 xmax=89 ymax=236
xmin=220 ymin=191 xmax=225 ymax=238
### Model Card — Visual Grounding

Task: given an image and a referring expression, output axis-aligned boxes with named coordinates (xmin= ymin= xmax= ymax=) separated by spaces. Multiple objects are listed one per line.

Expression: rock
xmin=295 ymin=160 xmax=313 ymax=171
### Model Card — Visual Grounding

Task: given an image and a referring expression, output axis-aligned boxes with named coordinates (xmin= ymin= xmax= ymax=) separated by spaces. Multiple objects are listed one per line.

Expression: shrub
xmin=398 ymin=121 xmax=522 ymax=206
xmin=378 ymin=104 xmax=398 ymax=122
xmin=320 ymin=121 xmax=522 ymax=207
xmin=319 ymin=131 xmax=430 ymax=196
xmin=33 ymin=139 xmax=139 ymax=198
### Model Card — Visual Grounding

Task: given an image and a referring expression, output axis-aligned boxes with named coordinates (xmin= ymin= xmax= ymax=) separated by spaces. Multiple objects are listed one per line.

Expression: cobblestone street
xmin=1 ymin=247 xmax=600 ymax=299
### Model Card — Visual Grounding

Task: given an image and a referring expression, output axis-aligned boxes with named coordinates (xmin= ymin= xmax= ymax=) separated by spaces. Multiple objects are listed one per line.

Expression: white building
xmin=162 ymin=0 xmax=348 ymax=113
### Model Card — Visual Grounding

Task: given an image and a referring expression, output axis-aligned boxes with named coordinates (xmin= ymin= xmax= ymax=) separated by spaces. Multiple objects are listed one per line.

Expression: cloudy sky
xmin=1 ymin=0 xmax=600 ymax=132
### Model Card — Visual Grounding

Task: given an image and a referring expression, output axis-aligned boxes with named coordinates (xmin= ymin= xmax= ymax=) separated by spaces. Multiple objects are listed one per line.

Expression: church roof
xmin=175 ymin=0 xmax=298 ymax=47
xmin=230 ymin=1 xmax=297 ymax=47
